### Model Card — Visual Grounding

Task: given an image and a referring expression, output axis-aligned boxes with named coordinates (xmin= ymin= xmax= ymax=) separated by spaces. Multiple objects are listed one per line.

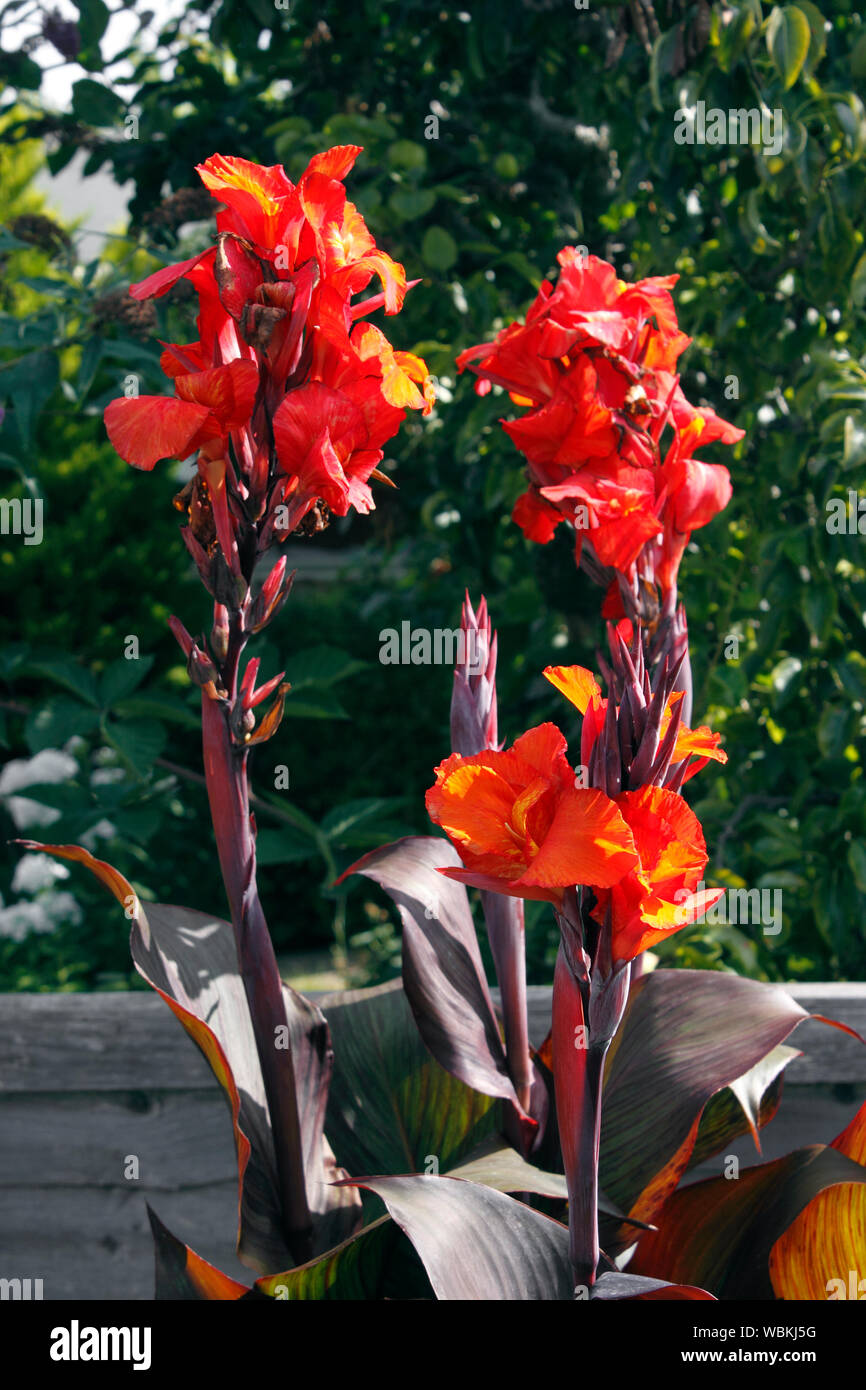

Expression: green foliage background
xmin=1 ymin=0 xmax=865 ymax=988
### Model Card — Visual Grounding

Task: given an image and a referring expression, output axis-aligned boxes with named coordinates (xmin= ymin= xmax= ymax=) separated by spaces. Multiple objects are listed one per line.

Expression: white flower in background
xmin=0 ymin=891 xmax=82 ymax=941
xmin=11 ymin=853 xmax=70 ymax=895
xmin=0 ymin=748 xmax=78 ymax=828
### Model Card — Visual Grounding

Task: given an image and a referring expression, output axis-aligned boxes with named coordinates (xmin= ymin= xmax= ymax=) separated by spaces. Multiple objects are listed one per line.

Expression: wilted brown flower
xmin=91 ymin=288 xmax=158 ymax=339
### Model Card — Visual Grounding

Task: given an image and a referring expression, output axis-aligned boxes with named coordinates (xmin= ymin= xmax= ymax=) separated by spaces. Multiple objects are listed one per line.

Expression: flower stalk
xmin=451 ymin=593 xmax=534 ymax=1122
xmin=198 ymin=613 xmax=313 ymax=1265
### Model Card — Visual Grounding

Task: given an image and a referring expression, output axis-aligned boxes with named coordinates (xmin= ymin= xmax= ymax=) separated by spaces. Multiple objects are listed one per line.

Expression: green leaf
xmin=765 ymin=5 xmax=811 ymax=90
xmin=649 ymin=27 xmax=683 ymax=111
xmin=387 ymin=140 xmax=428 ymax=173
xmin=71 ymin=78 xmax=127 ymax=127
xmin=801 ymin=585 xmax=837 ymax=643
xmin=281 ymin=690 xmax=349 ymax=720
xmin=421 ymin=226 xmax=458 ymax=272
xmin=497 ymin=251 xmax=543 ymax=289
xmin=98 ymin=657 xmax=154 ymax=708
xmin=768 ymin=655 xmax=802 ymax=693
xmin=847 ymin=841 xmax=866 ymax=894
xmin=286 ymin=646 xmax=366 ymax=688
xmin=0 ymin=50 xmax=43 ymax=90
xmin=320 ymin=797 xmax=402 ymax=842
xmin=103 ymin=717 xmax=166 ymax=778
xmin=75 ymin=0 xmax=110 ymax=50
xmin=254 ymin=826 xmax=318 ymax=866
xmin=25 ymin=698 xmax=100 ymax=754
xmin=0 ymin=352 xmax=60 ymax=449
xmin=388 ymin=187 xmax=436 ymax=221
xmin=791 ymin=0 xmax=826 ymax=77
xmin=112 ymin=694 xmax=199 ymax=729
xmin=718 ymin=6 xmax=757 ymax=72
xmin=817 ymin=705 xmax=851 ymax=759
xmin=24 ymin=656 xmax=99 ymax=707
xmin=76 ymin=337 xmax=103 ymax=401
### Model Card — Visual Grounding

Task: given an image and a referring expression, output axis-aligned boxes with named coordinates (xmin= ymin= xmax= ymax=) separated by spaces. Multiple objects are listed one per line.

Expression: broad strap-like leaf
xmin=589 ymin=1271 xmax=715 ymax=1301
xmin=319 ymin=978 xmax=498 ymax=1177
xmin=343 ymin=1175 xmax=574 ymax=1300
xmin=600 ymin=969 xmax=815 ymax=1228
xmin=148 ymin=1206 xmax=250 ymax=1301
xmin=22 ymin=841 xmax=360 ymax=1273
xmin=344 ymin=836 xmax=520 ymax=1104
xmin=447 ymin=1134 xmax=568 ymax=1198
xmin=253 ymin=1218 xmax=394 ymax=1300
xmin=629 ymin=1144 xmax=866 ymax=1299
xmin=687 ymin=1044 xmax=800 ymax=1170
xmin=769 ymin=1096 xmax=866 ymax=1299
xmin=448 ymin=1136 xmax=653 ymax=1231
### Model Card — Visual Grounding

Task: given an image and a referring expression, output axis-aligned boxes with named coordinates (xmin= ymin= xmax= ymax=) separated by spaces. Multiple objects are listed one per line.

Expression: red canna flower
xmin=103 ymin=360 xmax=259 ymax=471
xmin=104 ymin=147 xmax=432 ymax=569
xmin=426 ymin=723 xmax=639 ymax=906
xmin=457 ymin=248 xmax=741 ymax=602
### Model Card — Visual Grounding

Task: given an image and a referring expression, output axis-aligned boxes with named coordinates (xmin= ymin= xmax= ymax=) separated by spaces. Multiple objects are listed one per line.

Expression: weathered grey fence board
xmin=0 ymin=1092 xmax=238 ymax=1188
xmin=1 ymin=993 xmax=215 ymax=1093
xmin=5 ymin=984 xmax=865 ymax=1091
xmin=1 ymin=1185 xmax=250 ymax=1299
xmin=2 ymin=984 xmax=866 ymax=1299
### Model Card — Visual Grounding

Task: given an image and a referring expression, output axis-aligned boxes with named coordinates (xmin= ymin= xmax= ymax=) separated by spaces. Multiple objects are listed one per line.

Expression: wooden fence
xmin=2 ymin=984 xmax=866 ymax=1300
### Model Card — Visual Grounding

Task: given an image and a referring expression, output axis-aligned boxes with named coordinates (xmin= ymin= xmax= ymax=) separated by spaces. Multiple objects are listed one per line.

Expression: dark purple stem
xmin=201 ymin=613 xmax=313 ymax=1266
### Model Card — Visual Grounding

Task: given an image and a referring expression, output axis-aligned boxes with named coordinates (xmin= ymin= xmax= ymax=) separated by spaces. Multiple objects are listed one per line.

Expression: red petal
xmin=175 ymin=360 xmax=259 ymax=429
xmin=104 ymin=395 xmax=211 ymax=469
xmin=130 ymin=249 xmax=214 ymax=302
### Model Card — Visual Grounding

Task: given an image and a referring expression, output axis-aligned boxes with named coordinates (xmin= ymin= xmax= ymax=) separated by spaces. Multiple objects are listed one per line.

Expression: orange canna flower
xmin=426 ymin=722 xmax=639 ymax=906
xmin=590 ymin=786 xmax=724 ymax=964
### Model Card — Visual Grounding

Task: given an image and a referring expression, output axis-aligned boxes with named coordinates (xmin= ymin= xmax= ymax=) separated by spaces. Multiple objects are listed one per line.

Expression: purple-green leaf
xmin=130 ymin=902 xmax=361 ymax=1271
xmin=319 ymin=978 xmax=498 ymax=1177
xmin=344 ymin=838 xmax=519 ymax=1104
xmin=589 ymin=1271 xmax=715 ymax=1300
xmin=344 ymin=1175 xmax=574 ymax=1300
xmin=629 ymin=1144 xmax=866 ymax=1298
xmin=600 ymin=969 xmax=812 ymax=1228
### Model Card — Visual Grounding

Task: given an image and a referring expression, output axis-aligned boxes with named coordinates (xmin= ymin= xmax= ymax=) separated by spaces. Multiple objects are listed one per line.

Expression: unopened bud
xmin=187 ymin=643 xmax=219 ymax=690
xmin=211 ymin=603 xmax=230 ymax=661
xmin=251 ymin=560 xmax=294 ymax=633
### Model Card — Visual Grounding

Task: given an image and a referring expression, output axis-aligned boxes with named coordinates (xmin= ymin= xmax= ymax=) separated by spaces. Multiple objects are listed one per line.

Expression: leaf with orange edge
xmin=628 ymin=1145 xmax=866 ymax=1299
xmin=769 ymin=1096 xmax=866 ymax=1299
xmin=148 ymin=1206 xmax=250 ymax=1301
xmin=19 ymin=841 xmax=361 ymax=1275
xmin=598 ymin=970 xmax=815 ymax=1234
xmin=150 ymin=1204 xmax=425 ymax=1302
xmin=250 ymin=1215 xmax=436 ymax=1301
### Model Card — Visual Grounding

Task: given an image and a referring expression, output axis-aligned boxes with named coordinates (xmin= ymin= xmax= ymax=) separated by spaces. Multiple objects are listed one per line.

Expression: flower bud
xmin=211 ymin=603 xmax=230 ymax=662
